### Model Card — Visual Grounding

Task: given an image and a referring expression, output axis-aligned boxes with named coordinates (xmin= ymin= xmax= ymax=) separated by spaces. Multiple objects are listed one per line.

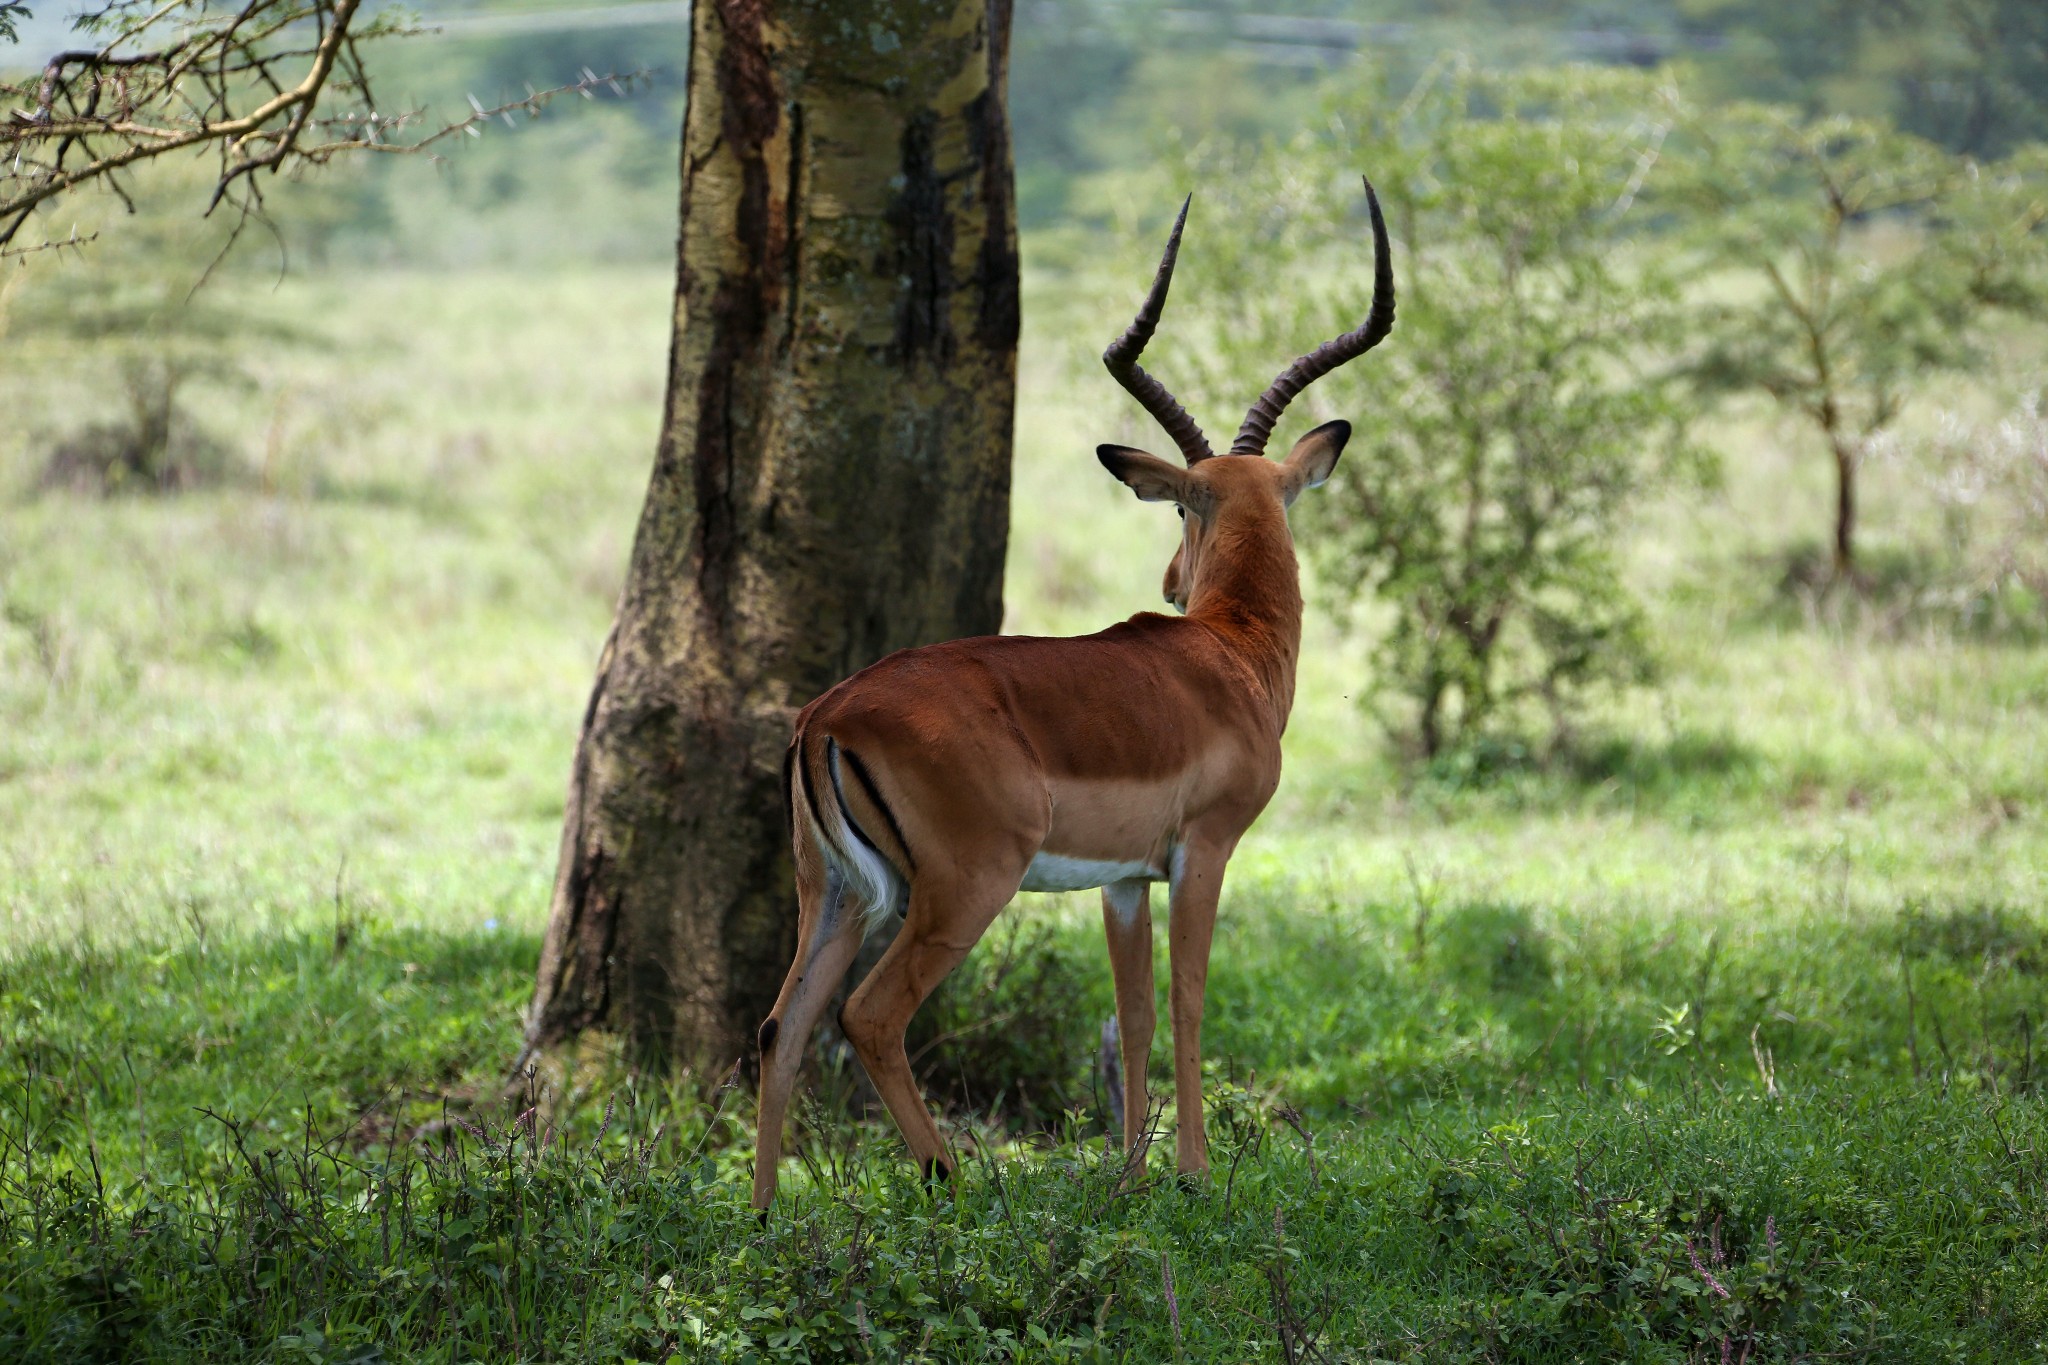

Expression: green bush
xmin=907 ymin=913 xmax=1113 ymax=1131
xmin=1150 ymin=63 xmax=1706 ymax=758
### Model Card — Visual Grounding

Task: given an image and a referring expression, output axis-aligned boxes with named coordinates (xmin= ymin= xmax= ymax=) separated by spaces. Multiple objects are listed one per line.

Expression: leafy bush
xmin=907 ymin=913 xmax=1112 ymax=1131
xmin=1152 ymin=63 xmax=1705 ymax=757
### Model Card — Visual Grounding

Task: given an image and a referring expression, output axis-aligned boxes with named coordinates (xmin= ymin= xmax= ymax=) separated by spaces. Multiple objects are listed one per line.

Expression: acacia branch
xmin=1 ymin=0 xmax=643 ymax=251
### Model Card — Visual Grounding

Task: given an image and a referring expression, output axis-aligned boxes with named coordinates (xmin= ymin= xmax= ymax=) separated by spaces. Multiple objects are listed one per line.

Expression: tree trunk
xmin=1830 ymin=431 xmax=1857 ymax=585
xmin=522 ymin=0 xmax=1017 ymax=1078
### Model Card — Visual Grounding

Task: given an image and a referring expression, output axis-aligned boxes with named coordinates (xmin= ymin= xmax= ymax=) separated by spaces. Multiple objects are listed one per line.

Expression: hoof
xmin=921 ymin=1156 xmax=954 ymax=1187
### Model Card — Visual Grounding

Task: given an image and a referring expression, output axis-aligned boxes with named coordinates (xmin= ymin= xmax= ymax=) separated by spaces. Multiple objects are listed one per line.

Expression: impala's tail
xmin=787 ymin=727 xmax=913 ymax=929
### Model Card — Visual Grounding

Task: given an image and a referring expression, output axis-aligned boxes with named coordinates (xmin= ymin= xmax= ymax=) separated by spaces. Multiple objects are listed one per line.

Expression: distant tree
xmin=1155 ymin=64 xmax=1703 ymax=759
xmin=1863 ymin=0 xmax=2048 ymax=157
xmin=1677 ymin=107 xmax=2048 ymax=585
xmin=1656 ymin=1 xmax=2048 ymax=158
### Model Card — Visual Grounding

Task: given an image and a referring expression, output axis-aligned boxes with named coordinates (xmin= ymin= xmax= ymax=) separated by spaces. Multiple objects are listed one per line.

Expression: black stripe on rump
xmin=841 ymin=745 xmax=918 ymax=873
xmin=825 ymin=738 xmax=897 ymax=875
xmin=780 ymin=742 xmax=797 ymax=840
xmin=798 ymin=733 xmax=845 ymax=862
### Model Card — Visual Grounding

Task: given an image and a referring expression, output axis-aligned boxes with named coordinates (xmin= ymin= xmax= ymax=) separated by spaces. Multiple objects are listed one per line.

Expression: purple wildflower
xmin=1688 ymin=1238 xmax=1732 ymax=1299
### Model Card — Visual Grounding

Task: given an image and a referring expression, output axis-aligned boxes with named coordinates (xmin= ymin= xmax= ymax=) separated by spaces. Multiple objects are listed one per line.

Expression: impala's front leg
xmin=1102 ymin=878 xmax=1155 ymax=1160
xmin=1167 ymin=840 xmax=1229 ymax=1176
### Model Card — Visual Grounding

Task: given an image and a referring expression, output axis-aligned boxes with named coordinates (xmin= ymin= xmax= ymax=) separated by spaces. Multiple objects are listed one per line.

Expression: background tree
xmin=1866 ymin=0 xmax=2048 ymax=156
xmin=1158 ymin=65 xmax=1701 ymax=758
xmin=1678 ymin=106 xmax=2048 ymax=585
xmin=519 ymin=0 xmax=1019 ymax=1078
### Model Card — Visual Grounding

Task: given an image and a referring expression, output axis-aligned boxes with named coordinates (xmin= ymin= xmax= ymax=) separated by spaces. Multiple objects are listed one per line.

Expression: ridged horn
xmin=1102 ymin=195 xmax=1215 ymax=465
xmin=1230 ymin=175 xmax=1396 ymax=456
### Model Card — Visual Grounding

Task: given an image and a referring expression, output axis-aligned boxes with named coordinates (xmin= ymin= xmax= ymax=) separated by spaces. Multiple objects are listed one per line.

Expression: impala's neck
xmin=1185 ymin=506 xmax=1304 ymax=722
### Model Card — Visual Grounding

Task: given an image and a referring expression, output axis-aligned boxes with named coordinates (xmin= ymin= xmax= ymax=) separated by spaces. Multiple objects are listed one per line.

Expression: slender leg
xmin=840 ymin=875 xmax=1013 ymax=1180
xmin=752 ymin=868 xmax=866 ymax=1209
xmin=1101 ymin=878 xmax=1155 ymax=1158
xmin=1167 ymin=841 xmax=1229 ymax=1176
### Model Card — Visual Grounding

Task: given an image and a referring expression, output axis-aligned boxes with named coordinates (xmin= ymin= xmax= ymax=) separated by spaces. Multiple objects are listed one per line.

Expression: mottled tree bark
xmin=522 ymin=0 xmax=1017 ymax=1076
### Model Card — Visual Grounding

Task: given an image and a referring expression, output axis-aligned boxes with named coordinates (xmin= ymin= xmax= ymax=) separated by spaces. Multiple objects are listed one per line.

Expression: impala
xmin=752 ymin=181 xmax=1395 ymax=1208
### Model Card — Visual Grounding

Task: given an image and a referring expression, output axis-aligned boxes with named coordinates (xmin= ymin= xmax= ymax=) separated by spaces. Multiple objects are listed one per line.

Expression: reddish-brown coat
xmin=751 ymin=429 xmax=1351 ymax=1208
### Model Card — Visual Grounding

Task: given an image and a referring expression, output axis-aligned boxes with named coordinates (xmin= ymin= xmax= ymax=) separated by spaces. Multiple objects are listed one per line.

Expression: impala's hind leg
xmin=839 ymin=871 xmax=1017 ymax=1183
xmin=752 ymin=863 xmax=865 ymax=1209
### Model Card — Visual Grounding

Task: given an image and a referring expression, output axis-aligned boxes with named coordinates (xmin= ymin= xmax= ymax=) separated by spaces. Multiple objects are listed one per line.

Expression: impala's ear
xmin=1097 ymin=444 xmax=1192 ymax=505
xmin=1280 ymin=420 xmax=1349 ymax=506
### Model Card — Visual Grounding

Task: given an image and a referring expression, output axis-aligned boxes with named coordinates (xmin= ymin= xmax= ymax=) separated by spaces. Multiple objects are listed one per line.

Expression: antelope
xmin=752 ymin=180 xmax=1394 ymax=1209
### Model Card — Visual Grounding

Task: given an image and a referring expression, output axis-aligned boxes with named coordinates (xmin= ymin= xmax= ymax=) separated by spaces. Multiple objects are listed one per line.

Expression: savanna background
xmin=3 ymin=2 xmax=2048 ymax=1361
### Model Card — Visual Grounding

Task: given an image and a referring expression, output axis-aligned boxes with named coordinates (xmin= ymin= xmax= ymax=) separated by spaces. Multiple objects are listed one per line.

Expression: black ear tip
xmin=1295 ymin=419 xmax=1351 ymax=456
xmin=1097 ymin=444 xmax=1132 ymax=471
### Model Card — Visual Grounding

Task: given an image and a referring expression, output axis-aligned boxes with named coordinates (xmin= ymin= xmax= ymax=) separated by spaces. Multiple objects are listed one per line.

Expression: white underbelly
xmin=1018 ymin=852 xmax=1160 ymax=893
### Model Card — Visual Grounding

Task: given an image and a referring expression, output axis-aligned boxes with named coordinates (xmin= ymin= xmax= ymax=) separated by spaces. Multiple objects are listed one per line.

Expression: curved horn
xmin=1103 ymin=195 xmax=1215 ymax=465
xmin=1230 ymin=176 xmax=1396 ymax=456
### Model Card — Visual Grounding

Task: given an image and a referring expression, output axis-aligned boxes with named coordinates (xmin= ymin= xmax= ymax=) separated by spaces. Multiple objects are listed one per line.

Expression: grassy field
xmin=2 ymin=258 xmax=2046 ymax=1362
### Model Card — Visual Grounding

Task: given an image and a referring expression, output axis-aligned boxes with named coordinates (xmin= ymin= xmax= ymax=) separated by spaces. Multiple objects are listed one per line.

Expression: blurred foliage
xmin=310 ymin=20 xmax=688 ymax=266
xmin=9 ymin=0 xmax=2036 ymax=255
xmin=1019 ymin=0 xmax=2048 ymax=226
xmin=2 ymin=162 xmax=305 ymax=494
xmin=1062 ymin=41 xmax=2047 ymax=755
xmin=1137 ymin=63 xmax=1705 ymax=757
xmin=1673 ymin=106 xmax=2048 ymax=582
xmin=1678 ymin=0 xmax=2048 ymax=158
xmin=1907 ymin=391 xmax=2048 ymax=630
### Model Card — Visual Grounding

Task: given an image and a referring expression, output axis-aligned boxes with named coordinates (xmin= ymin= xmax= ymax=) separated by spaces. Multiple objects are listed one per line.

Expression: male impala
xmin=752 ymin=181 xmax=1394 ymax=1208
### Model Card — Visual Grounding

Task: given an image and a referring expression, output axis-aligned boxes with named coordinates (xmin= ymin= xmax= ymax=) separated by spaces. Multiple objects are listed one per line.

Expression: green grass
xmin=2 ymin=254 xmax=2047 ymax=1361
xmin=7 ymin=1080 xmax=2046 ymax=1361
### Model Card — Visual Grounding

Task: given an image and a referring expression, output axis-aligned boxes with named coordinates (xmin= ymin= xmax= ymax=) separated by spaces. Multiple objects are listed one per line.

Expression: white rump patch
xmin=1020 ymin=853 xmax=1159 ymax=894
xmin=820 ymin=744 xmax=906 ymax=931
xmin=827 ymin=820 xmax=904 ymax=932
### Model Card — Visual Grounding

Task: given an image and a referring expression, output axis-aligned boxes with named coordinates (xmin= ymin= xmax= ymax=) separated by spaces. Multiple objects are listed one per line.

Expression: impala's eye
xmin=1175 ymin=506 xmax=1185 ymax=521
